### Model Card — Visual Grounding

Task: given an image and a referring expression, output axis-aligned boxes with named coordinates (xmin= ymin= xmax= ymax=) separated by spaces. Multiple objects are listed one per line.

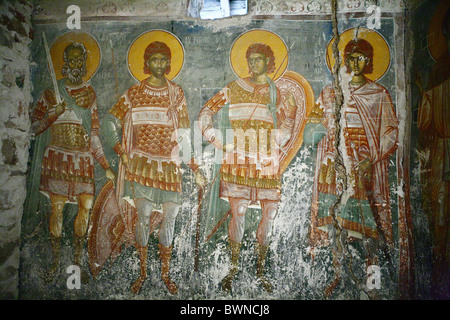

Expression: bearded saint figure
xmin=30 ymin=41 xmax=115 ymax=282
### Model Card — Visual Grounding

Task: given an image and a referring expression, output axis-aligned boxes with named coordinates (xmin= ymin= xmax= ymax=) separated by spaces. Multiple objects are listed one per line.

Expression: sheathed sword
xmin=204 ymin=209 xmax=231 ymax=243
xmin=42 ymin=32 xmax=62 ymax=106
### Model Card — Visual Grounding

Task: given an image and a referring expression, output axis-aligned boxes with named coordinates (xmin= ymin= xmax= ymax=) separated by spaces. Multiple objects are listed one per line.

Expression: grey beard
xmin=67 ymin=71 xmax=82 ymax=84
xmin=62 ymin=64 xmax=86 ymax=84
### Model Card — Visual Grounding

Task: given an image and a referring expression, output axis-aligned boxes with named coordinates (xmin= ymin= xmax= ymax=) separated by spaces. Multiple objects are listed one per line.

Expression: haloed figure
xmin=31 ymin=42 xmax=114 ymax=282
xmin=198 ymin=43 xmax=297 ymax=292
xmin=306 ymin=37 xmax=399 ymax=296
xmin=103 ymin=41 xmax=205 ymax=295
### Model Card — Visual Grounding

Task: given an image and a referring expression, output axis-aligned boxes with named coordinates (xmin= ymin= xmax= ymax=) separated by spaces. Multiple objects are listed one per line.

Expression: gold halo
xmin=229 ymin=29 xmax=289 ymax=81
xmin=326 ymin=27 xmax=390 ymax=81
xmin=127 ymin=30 xmax=184 ymax=82
xmin=50 ymin=31 xmax=101 ymax=81
xmin=428 ymin=0 xmax=450 ymax=61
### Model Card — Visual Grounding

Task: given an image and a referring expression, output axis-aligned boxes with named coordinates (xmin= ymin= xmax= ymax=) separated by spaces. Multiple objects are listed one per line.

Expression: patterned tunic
xmin=32 ymin=80 xmax=109 ymax=202
xmin=198 ymin=77 xmax=295 ymax=202
xmin=108 ymin=79 xmax=193 ymax=196
xmin=308 ymin=80 xmax=399 ymax=243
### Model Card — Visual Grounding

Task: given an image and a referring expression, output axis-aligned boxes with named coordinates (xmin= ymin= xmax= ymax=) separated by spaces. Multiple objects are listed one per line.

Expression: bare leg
xmin=74 ymin=193 xmax=93 ymax=283
xmin=74 ymin=194 xmax=93 ymax=238
xmin=366 ymin=237 xmax=380 ymax=300
xmin=49 ymin=193 xmax=67 ymax=238
xmin=256 ymin=200 xmax=278 ymax=247
xmin=131 ymin=198 xmax=154 ymax=294
xmin=324 ymin=226 xmax=342 ymax=298
xmin=228 ymin=197 xmax=249 ymax=243
xmin=134 ymin=198 xmax=154 ymax=248
xmin=43 ymin=193 xmax=67 ymax=283
xmin=158 ymin=202 xmax=180 ymax=248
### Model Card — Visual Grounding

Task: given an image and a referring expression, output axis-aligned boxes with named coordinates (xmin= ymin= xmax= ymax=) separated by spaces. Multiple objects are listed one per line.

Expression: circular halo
xmin=50 ymin=31 xmax=101 ymax=81
xmin=326 ymin=27 xmax=391 ymax=82
xmin=127 ymin=30 xmax=184 ymax=82
xmin=428 ymin=0 xmax=450 ymax=61
xmin=229 ymin=29 xmax=289 ymax=81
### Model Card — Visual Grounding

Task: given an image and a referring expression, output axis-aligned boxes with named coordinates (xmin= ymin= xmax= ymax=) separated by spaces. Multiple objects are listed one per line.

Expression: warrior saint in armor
xmin=305 ymin=37 xmax=399 ymax=296
xmin=102 ymin=41 xmax=205 ymax=294
xmin=198 ymin=42 xmax=298 ymax=292
xmin=31 ymin=41 xmax=115 ymax=282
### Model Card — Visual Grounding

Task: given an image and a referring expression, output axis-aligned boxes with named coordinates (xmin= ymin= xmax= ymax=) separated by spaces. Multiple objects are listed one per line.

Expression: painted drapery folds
xmin=25 ymin=32 xmax=114 ymax=284
xmin=197 ymin=29 xmax=312 ymax=292
xmin=304 ymin=27 xmax=401 ymax=298
xmin=415 ymin=0 xmax=450 ymax=299
xmin=19 ymin=5 xmax=438 ymax=300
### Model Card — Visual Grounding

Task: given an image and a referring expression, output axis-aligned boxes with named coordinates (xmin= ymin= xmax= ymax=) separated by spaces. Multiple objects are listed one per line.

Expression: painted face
xmin=248 ymin=53 xmax=269 ymax=76
xmin=347 ymin=52 xmax=368 ymax=76
xmin=146 ymin=53 xmax=170 ymax=78
xmin=65 ymin=48 xmax=86 ymax=84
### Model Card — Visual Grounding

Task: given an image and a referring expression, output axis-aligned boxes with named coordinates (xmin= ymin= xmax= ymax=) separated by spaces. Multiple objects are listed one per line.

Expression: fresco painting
xmin=26 ymin=31 xmax=115 ymax=284
xmin=198 ymin=29 xmax=313 ymax=293
xmin=89 ymin=30 xmax=206 ymax=295
xmin=305 ymin=27 xmax=399 ymax=298
xmin=14 ymin=2 xmax=443 ymax=299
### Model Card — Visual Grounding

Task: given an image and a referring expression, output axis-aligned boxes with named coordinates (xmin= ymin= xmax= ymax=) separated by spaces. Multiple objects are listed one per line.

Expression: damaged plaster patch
xmin=328 ymin=0 xmax=346 ymax=242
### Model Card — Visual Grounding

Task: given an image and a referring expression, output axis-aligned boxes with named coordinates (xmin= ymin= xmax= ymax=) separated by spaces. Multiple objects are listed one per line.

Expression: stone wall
xmin=0 ymin=0 xmax=33 ymax=299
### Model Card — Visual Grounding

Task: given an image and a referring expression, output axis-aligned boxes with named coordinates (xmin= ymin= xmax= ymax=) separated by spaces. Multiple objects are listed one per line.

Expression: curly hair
xmin=143 ymin=41 xmax=171 ymax=75
xmin=343 ymin=38 xmax=374 ymax=75
xmin=245 ymin=43 xmax=276 ymax=75
xmin=61 ymin=42 xmax=87 ymax=78
xmin=63 ymin=42 xmax=87 ymax=62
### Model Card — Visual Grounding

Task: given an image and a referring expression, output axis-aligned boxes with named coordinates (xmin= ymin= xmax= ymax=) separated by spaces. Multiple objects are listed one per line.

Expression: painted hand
xmin=358 ymin=158 xmax=372 ymax=189
xmin=287 ymin=92 xmax=296 ymax=107
xmin=223 ymin=144 xmax=235 ymax=153
xmin=105 ymin=167 xmax=116 ymax=186
xmin=280 ymin=132 xmax=291 ymax=147
xmin=276 ymin=128 xmax=291 ymax=148
xmin=121 ymin=153 xmax=129 ymax=168
xmin=195 ymin=170 xmax=207 ymax=188
xmin=55 ymin=100 xmax=67 ymax=116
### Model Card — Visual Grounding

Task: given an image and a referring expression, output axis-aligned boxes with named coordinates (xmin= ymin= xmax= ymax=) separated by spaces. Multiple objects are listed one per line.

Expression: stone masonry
xmin=0 ymin=0 xmax=33 ymax=300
